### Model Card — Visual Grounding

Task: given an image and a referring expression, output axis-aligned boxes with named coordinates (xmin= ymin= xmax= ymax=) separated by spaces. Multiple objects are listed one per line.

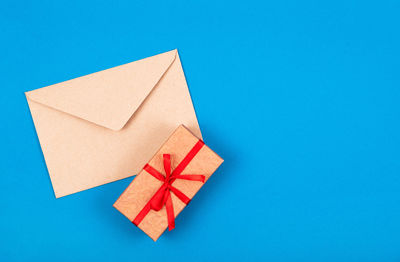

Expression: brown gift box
xmin=113 ymin=125 xmax=224 ymax=241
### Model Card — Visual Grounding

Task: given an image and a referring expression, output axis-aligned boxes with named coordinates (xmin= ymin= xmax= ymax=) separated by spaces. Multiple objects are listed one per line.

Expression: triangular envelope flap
xmin=26 ymin=50 xmax=177 ymax=131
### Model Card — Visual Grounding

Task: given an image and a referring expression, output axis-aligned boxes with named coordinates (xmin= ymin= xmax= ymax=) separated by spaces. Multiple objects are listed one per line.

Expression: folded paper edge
xmin=25 ymin=49 xmax=178 ymax=131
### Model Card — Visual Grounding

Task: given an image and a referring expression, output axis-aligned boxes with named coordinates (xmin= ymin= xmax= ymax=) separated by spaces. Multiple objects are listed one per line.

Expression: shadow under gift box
xmin=113 ymin=125 xmax=223 ymax=241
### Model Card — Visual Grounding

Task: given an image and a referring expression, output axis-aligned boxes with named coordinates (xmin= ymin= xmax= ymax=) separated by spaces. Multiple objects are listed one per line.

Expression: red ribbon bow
xmin=133 ymin=140 xmax=205 ymax=231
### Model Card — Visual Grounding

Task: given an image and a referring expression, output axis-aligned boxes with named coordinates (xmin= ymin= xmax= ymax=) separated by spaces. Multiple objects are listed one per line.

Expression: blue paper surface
xmin=1 ymin=0 xmax=400 ymax=261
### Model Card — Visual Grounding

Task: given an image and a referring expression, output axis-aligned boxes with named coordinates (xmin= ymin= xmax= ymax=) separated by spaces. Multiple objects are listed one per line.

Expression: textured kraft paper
xmin=113 ymin=125 xmax=223 ymax=241
xmin=25 ymin=50 xmax=201 ymax=198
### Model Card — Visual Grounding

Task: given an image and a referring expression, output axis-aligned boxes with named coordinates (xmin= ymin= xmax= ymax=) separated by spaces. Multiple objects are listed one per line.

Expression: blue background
xmin=1 ymin=0 xmax=400 ymax=261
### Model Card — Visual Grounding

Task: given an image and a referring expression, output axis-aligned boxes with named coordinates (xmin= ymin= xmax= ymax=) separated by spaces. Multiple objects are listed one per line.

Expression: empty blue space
xmin=1 ymin=1 xmax=399 ymax=261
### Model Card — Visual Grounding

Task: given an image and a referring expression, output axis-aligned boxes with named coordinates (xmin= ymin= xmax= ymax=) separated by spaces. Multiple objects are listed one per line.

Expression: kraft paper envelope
xmin=26 ymin=49 xmax=202 ymax=198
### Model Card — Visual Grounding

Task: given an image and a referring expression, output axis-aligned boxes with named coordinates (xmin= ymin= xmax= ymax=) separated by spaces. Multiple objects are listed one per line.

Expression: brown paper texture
xmin=113 ymin=125 xmax=223 ymax=241
xmin=25 ymin=50 xmax=201 ymax=198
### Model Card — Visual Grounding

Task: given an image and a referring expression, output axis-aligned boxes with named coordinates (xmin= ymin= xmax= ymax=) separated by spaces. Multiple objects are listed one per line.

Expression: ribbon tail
xmin=163 ymin=154 xmax=171 ymax=180
xmin=144 ymin=164 xmax=166 ymax=181
xmin=169 ymin=186 xmax=191 ymax=205
xmin=165 ymin=191 xmax=175 ymax=231
xmin=174 ymin=174 xmax=206 ymax=183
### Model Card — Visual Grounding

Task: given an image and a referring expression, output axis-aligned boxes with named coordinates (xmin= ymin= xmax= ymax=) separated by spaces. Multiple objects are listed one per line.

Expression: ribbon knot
xmin=133 ymin=140 xmax=205 ymax=231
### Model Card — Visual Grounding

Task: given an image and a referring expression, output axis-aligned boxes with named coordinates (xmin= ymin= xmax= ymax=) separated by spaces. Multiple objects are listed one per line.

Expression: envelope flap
xmin=26 ymin=50 xmax=177 ymax=131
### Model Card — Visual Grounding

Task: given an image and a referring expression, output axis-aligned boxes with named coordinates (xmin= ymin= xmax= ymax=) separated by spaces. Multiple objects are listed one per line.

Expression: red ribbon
xmin=132 ymin=140 xmax=205 ymax=231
